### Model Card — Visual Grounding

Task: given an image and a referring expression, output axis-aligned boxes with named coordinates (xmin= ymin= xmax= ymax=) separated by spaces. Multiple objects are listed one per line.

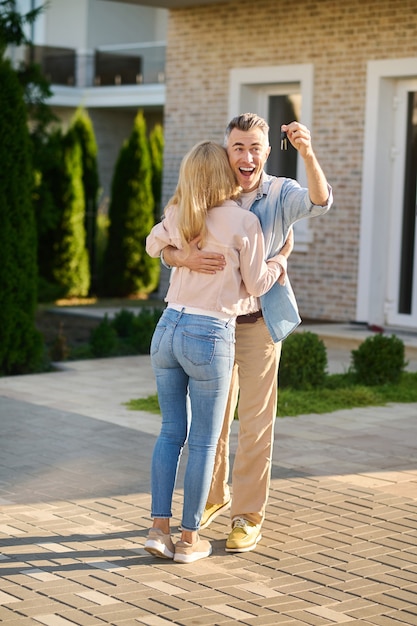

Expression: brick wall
xmin=160 ymin=0 xmax=417 ymax=323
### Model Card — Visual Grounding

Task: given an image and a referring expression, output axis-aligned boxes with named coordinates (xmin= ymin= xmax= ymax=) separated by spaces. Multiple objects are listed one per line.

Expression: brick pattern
xmin=161 ymin=0 xmax=417 ymax=322
xmin=0 ymin=356 xmax=417 ymax=625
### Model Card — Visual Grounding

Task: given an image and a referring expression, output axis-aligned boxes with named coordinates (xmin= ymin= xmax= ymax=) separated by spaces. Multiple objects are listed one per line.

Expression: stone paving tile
xmin=0 ymin=607 xmax=33 ymax=624
xmin=1 ymin=356 xmax=417 ymax=625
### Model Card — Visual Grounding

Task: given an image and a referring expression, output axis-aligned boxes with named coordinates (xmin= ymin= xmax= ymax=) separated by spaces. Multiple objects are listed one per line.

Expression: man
xmin=163 ymin=113 xmax=332 ymax=552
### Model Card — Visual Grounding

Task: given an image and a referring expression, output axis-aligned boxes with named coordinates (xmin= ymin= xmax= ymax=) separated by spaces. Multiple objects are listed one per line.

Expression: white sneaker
xmin=174 ymin=537 xmax=212 ymax=563
xmin=144 ymin=528 xmax=175 ymax=559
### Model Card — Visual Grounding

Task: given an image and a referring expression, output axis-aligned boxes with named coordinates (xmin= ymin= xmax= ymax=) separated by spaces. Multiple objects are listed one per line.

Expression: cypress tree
xmin=70 ymin=108 xmax=100 ymax=292
xmin=0 ymin=58 xmax=43 ymax=374
xmin=0 ymin=0 xmax=57 ymax=148
xmin=51 ymin=127 xmax=90 ymax=297
xmin=34 ymin=128 xmax=66 ymax=300
xmin=35 ymin=124 xmax=92 ymax=300
xmin=149 ymin=123 xmax=164 ymax=220
xmin=102 ymin=110 xmax=160 ymax=296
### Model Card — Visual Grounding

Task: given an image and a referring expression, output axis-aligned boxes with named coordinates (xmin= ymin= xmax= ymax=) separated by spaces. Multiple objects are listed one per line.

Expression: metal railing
xmin=28 ymin=42 xmax=166 ymax=87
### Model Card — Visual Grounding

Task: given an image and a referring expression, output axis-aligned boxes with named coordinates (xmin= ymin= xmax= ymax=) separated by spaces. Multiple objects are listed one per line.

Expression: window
xmin=267 ymin=91 xmax=301 ymax=179
xmin=229 ymin=64 xmax=314 ymax=249
xmin=398 ymin=91 xmax=417 ymax=314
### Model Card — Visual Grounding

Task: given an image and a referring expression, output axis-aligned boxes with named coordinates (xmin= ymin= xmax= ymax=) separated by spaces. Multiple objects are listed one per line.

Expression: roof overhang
xmin=48 ymin=84 xmax=165 ymax=108
xmin=99 ymin=0 xmax=229 ymax=7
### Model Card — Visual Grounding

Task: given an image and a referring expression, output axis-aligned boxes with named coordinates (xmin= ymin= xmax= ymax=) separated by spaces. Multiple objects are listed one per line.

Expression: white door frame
xmin=356 ymin=57 xmax=417 ymax=330
xmin=228 ymin=64 xmax=314 ymax=251
xmin=385 ymin=79 xmax=417 ymax=327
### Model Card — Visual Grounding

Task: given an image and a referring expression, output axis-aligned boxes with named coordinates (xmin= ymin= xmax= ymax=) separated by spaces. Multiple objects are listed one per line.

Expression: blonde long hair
xmin=165 ymin=141 xmax=241 ymax=250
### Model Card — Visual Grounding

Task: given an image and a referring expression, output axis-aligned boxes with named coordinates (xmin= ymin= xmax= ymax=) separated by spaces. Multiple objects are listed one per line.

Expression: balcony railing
xmin=28 ymin=42 xmax=166 ymax=88
xmin=31 ymin=45 xmax=76 ymax=86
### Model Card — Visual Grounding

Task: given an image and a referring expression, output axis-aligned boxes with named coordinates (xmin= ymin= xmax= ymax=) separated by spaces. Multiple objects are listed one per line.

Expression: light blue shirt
xmin=249 ymin=173 xmax=333 ymax=343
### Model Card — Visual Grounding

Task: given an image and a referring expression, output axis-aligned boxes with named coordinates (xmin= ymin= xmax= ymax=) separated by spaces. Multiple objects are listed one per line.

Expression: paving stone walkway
xmin=0 ymin=354 xmax=416 ymax=625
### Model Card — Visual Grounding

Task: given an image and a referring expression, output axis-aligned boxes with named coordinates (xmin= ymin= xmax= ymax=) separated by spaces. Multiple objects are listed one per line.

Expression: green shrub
xmin=95 ymin=212 xmax=109 ymax=291
xmin=70 ymin=108 xmax=100 ymax=293
xmin=33 ymin=129 xmax=64 ymax=292
xmin=112 ymin=309 xmax=137 ymax=338
xmin=102 ymin=110 xmax=160 ymax=297
xmin=51 ymin=128 xmax=90 ymax=297
xmin=0 ymin=58 xmax=44 ymax=375
xmin=279 ymin=331 xmax=328 ymax=390
xmin=37 ymin=275 xmax=67 ymax=303
xmin=87 ymin=308 xmax=162 ymax=358
xmin=149 ymin=123 xmax=164 ymax=220
xmin=89 ymin=315 xmax=118 ymax=357
xmin=34 ymin=124 xmax=91 ymax=300
xmin=49 ymin=323 xmax=70 ymax=362
xmin=350 ymin=334 xmax=407 ymax=386
xmin=131 ymin=308 xmax=162 ymax=353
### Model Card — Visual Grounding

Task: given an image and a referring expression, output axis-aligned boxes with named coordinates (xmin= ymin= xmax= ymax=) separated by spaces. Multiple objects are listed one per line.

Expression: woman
xmin=145 ymin=141 xmax=286 ymax=563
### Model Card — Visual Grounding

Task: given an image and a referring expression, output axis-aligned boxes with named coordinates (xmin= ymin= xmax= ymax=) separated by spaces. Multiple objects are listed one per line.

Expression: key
xmin=280 ymin=131 xmax=288 ymax=150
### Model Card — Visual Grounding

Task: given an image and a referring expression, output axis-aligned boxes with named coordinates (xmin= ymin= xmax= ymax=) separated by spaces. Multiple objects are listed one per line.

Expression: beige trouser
xmin=207 ymin=317 xmax=281 ymax=526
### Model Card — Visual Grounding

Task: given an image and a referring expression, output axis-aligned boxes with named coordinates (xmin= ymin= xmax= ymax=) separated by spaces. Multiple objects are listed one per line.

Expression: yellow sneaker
xmin=200 ymin=500 xmax=231 ymax=530
xmin=225 ymin=517 xmax=262 ymax=552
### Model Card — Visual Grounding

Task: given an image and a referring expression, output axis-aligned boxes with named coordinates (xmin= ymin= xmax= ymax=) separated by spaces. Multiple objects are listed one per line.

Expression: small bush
xmin=90 ymin=315 xmax=118 ymax=357
xmin=112 ymin=309 xmax=136 ymax=338
xmin=131 ymin=308 xmax=163 ymax=353
xmin=279 ymin=331 xmax=328 ymax=390
xmin=37 ymin=276 xmax=67 ymax=304
xmin=350 ymin=334 xmax=407 ymax=386
xmin=87 ymin=308 xmax=162 ymax=358
xmin=49 ymin=323 xmax=70 ymax=361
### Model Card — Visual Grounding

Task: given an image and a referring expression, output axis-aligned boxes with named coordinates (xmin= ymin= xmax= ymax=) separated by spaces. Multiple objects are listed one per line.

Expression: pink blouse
xmin=146 ymin=200 xmax=285 ymax=317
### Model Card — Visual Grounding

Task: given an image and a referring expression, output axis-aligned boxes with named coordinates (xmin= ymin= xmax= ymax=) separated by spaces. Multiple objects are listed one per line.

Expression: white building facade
xmin=109 ymin=0 xmax=417 ymax=335
xmin=17 ymin=0 xmax=167 ymax=203
xmin=13 ymin=0 xmax=417 ymax=334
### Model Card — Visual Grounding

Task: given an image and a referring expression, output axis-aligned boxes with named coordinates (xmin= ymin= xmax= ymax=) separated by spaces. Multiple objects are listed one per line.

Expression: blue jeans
xmin=150 ymin=307 xmax=235 ymax=531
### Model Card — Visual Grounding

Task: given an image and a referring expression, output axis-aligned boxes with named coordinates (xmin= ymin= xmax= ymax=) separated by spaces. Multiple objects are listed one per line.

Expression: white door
xmin=386 ymin=79 xmax=417 ymax=328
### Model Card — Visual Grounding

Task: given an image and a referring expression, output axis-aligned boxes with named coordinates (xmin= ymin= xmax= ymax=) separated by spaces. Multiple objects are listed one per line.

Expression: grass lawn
xmin=43 ymin=299 xmax=417 ymax=417
xmin=125 ymin=371 xmax=417 ymax=418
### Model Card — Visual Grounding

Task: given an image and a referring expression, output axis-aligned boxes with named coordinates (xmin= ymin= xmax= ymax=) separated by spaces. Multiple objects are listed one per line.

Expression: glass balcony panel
xmin=28 ymin=43 xmax=165 ymax=87
xmin=94 ymin=51 xmax=142 ymax=86
xmin=29 ymin=46 xmax=76 ymax=86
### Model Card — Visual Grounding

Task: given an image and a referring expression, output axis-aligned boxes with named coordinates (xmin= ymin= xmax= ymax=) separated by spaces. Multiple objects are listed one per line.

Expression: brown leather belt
xmin=236 ymin=310 xmax=263 ymax=324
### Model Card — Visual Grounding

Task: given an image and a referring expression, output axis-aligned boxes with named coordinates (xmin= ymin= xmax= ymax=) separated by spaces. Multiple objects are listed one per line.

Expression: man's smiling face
xmin=226 ymin=127 xmax=271 ymax=192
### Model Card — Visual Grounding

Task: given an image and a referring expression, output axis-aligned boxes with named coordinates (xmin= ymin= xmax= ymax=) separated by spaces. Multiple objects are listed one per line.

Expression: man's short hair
xmin=224 ymin=113 xmax=270 ymax=146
